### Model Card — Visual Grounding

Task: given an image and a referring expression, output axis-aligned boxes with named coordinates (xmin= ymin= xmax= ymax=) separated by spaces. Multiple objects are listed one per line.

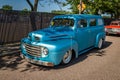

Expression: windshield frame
xmin=50 ymin=18 xmax=75 ymax=28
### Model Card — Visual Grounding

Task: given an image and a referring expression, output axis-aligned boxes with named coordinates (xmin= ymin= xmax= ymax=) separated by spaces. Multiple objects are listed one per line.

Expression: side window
xmin=78 ymin=19 xmax=87 ymax=28
xmin=98 ymin=19 xmax=103 ymax=26
xmin=90 ymin=19 xmax=96 ymax=26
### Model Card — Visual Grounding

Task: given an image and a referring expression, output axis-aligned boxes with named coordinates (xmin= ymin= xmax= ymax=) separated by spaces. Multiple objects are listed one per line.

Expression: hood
xmin=28 ymin=27 xmax=74 ymax=42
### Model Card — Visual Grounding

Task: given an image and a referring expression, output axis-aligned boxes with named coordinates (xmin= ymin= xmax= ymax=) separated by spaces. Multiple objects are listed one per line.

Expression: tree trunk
xmin=116 ymin=10 xmax=119 ymax=19
xmin=26 ymin=0 xmax=39 ymax=31
xmin=26 ymin=0 xmax=34 ymax=11
xmin=33 ymin=0 xmax=39 ymax=11
xmin=30 ymin=12 xmax=37 ymax=31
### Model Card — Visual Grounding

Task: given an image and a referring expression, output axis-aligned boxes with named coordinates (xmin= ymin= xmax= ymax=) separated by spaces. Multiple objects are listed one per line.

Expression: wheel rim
xmin=63 ymin=50 xmax=72 ymax=64
xmin=98 ymin=39 xmax=103 ymax=49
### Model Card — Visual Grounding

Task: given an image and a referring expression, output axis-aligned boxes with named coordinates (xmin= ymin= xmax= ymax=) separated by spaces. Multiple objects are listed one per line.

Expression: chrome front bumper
xmin=106 ymin=28 xmax=120 ymax=34
xmin=20 ymin=54 xmax=54 ymax=67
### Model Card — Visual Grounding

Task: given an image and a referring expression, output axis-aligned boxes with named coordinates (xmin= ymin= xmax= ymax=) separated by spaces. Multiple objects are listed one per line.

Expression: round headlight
xmin=21 ymin=43 xmax=25 ymax=48
xmin=27 ymin=35 xmax=30 ymax=38
xmin=42 ymin=47 xmax=48 ymax=55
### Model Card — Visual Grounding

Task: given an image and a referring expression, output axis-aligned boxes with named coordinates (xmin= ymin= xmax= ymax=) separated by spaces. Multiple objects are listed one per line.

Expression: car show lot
xmin=0 ymin=35 xmax=120 ymax=80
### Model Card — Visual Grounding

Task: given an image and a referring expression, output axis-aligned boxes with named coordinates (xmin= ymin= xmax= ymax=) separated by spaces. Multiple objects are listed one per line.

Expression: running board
xmin=78 ymin=46 xmax=94 ymax=55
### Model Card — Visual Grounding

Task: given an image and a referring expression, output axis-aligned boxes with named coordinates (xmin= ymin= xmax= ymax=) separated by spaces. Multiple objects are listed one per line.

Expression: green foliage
xmin=20 ymin=8 xmax=30 ymax=15
xmin=64 ymin=0 xmax=80 ymax=14
xmin=22 ymin=8 xmax=29 ymax=11
xmin=51 ymin=10 xmax=72 ymax=14
xmin=64 ymin=0 xmax=120 ymax=18
xmin=2 ymin=5 xmax=12 ymax=10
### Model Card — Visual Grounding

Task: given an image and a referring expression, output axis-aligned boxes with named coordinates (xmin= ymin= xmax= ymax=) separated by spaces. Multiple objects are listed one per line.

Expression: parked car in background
xmin=21 ymin=14 xmax=106 ymax=66
xmin=105 ymin=21 xmax=120 ymax=35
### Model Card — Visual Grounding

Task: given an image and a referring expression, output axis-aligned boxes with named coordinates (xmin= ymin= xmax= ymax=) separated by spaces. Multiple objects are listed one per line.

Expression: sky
xmin=0 ymin=0 xmax=71 ymax=12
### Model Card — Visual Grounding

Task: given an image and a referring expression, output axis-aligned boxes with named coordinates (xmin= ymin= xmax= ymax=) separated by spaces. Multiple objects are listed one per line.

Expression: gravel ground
xmin=0 ymin=35 xmax=120 ymax=80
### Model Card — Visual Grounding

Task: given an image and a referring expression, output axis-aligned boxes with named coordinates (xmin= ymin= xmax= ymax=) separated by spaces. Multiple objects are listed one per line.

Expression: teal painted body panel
xmin=21 ymin=14 xmax=106 ymax=66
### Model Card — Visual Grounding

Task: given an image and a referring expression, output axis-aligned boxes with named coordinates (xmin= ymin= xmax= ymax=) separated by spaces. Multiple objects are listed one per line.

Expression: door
xmin=75 ymin=19 xmax=91 ymax=53
xmin=88 ymin=18 xmax=98 ymax=46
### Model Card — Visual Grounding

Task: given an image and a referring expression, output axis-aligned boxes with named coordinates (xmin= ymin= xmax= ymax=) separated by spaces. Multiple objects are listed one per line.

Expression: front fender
xmin=56 ymin=39 xmax=78 ymax=56
xmin=43 ymin=39 xmax=78 ymax=65
xmin=57 ymin=39 xmax=78 ymax=58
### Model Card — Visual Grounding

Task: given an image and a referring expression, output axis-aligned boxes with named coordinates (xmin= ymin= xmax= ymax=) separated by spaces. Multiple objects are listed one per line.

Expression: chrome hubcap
xmin=98 ymin=39 xmax=103 ymax=49
xmin=63 ymin=50 xmax=72 ymax=64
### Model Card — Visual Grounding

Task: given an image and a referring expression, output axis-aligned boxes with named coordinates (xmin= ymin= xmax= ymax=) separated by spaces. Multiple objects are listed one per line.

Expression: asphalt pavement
xmin=0 ymin=35 xmax=120 ymax=80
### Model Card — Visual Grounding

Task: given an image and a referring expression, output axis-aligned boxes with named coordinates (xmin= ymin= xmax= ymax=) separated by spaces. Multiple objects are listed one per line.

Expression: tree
xmin=22 ymin=8 xmax=29 ymax=11
xmin=63 ymin=0 xmax=80 ymax=14
xmin=26 ymin=0 xmax=63 ymax=31
xmin=86 ymin=0 xmax=120 ymax=18
xmin=51 ymin=10 xmax=72 ymax=14
xmin=2 ymin=5 xmax=12 ymax=10
xmin=26 ymin=0 xmax=39 ymax=31
xmin=64 ymin=0 xmax=120 ymax=18
xmin=63 ymin=0 xmax=103 ymax=14
xmin=104 ymin=0 xmax=120 ymax=18
xmin=26 ymin=0 xmax=63 ymax=12
xmin=26 ymin=0 xmax=39 ymax=11
xmin=20 ymin=8 xmax=30 ymax=15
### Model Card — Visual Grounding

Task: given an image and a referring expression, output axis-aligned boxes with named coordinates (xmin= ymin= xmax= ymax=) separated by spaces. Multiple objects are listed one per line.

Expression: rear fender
xmin=95 ymin=32 xmax=106 ymax=48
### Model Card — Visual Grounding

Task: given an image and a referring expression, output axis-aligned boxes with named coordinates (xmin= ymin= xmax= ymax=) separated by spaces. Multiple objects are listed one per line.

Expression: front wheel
xmin=98 ymin=39 xmax=103 ymax=49
xmin=62 ymin=50 xmax=72 ymax=64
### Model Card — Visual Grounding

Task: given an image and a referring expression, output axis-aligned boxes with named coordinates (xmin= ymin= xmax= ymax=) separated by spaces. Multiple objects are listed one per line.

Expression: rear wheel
xmin=98 ymin=39 xmax=103 ymax=49
xmin=62 ymin=50 xmax=72 ymax=64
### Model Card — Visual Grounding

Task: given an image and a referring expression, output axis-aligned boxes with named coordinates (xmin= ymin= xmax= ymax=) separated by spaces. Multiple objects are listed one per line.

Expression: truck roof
xmin=53 ymin=14 xmax=102 ymax=19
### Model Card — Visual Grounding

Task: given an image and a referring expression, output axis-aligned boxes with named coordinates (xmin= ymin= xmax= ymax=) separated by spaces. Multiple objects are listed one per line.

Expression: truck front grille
xmin=24 ymin=43 xmax=41 ymax=57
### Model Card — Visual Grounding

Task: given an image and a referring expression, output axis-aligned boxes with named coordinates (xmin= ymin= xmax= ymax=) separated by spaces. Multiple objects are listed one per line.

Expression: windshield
xmin=50 ymin=18 xmax=74 ymax=27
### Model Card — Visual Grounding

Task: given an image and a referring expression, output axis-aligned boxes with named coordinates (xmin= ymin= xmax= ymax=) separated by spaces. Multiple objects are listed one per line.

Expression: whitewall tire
xmin=98 ymin=39 xmax=103 ymax=49
xmin=62 ymin=50 xmax=72 ymax=64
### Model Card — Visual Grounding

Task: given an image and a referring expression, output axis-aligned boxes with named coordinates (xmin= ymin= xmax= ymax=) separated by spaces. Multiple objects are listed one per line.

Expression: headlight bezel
xmin=41 ymin=47 xmax=49 ymax=57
